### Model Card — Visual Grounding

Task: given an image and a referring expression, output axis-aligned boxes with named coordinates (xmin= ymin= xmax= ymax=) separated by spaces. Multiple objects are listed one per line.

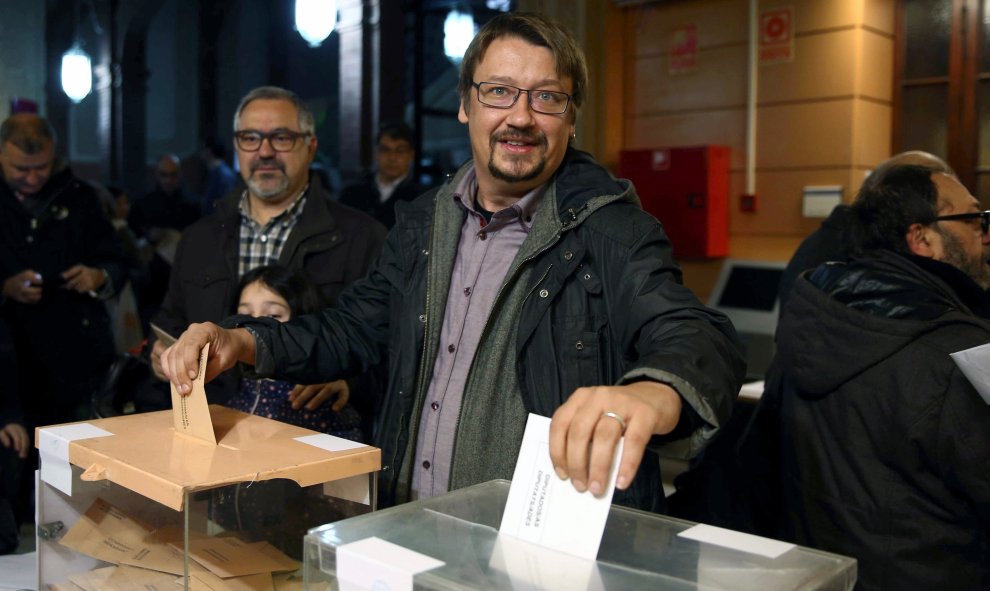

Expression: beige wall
xmin=518 ymin=0 xmax=896 ymax=299
xmin=618 ymin=0 xmax=895 ymax=298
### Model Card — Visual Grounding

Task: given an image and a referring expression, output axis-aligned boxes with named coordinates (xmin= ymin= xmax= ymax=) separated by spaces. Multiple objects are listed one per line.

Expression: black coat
xmin=766 ymin=251 xmax=990 ymax=591
xmin=0 ymin=168 xmax=125 ymax=425
xmin=155 ymin=176 xmax=387 ymax=403
xmin=339 ymin=174 xmax=427 ymax=229
xmin=777 ymin=204 xmax=854 ymax=310
xmin=128 ymin=187 xmax=201 ymax=238
xmin=235 ymin=149 xmax=745 ymax=510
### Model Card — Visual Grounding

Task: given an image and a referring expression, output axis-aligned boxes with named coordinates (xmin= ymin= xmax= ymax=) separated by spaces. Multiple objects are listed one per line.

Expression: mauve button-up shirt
xmin=411 ymin=169 xmax=545 ymax=499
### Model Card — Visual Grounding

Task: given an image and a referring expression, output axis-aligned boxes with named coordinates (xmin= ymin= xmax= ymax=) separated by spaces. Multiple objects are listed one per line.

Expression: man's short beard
xmin=487 ymin=132 xmax=548 ymax=183
xmin=247 ymin=176 xmax=290 ymax=202
xmin=247 ymin=164 xmax=290 ymax=202
xmin=936 ymin=226 xmax=990 ymax=289
xmin=489 ymin=156 xmax=545 ymax=183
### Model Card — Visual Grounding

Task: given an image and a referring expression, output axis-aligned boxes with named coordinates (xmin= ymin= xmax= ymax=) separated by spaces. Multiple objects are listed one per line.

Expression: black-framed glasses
xmin=934 ymin=210 xmax=990 ymax=234
xmin=234 ymin=130 xmax=311 ymax=152
xmin=471 ymin=81 xmax=571 ymax=115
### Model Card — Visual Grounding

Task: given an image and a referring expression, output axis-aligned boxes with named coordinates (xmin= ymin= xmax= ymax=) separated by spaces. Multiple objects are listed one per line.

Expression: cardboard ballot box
xmin=35 ymin=405 xmax=380 ymax=590
xmin=304 ymin=480 xmax=856 ymax=591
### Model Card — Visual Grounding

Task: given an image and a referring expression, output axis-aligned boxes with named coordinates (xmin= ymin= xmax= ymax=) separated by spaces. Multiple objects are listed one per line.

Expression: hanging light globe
xmin=444 ymin=9 xmax=475 ymax=64
xmin=295 ymin=0 xmax=337 ymax=48
xmin=61 ymin=44 xmax=92 ymax=103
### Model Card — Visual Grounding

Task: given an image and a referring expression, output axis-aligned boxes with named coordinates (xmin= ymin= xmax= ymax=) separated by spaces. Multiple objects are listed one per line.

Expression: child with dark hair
xmin=212 ymin=266 xmax=367 ymax=557
xmin=230 ymin=265 xmax=362 ymax=441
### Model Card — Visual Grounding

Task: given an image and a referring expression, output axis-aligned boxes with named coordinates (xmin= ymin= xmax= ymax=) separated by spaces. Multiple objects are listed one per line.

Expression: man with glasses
xmin=340 ymin=121 xmax=427 ymax=228
xmin=150 ymin=86 xmax=386 ymax=418
xmin=761 ymin=164 xmax=990 ymax=590
xmin=777 ymin=151 xmax=954 ymax=310
xmin=163 ymin=14 xmax=744 ymax=513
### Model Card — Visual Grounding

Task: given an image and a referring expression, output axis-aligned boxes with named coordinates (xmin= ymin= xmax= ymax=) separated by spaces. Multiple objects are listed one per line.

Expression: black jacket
xmin=0 ymin=168 xmax=125 ymax=424
xmin=339 ymin=174 xmax=427 ymax=229
xmin=155 ymin=176 xmax=387 ymax=403
xmin=236 ymin=149 xmax=745 ymax=510
xmin=129 ymin=187 xmax=201 ymax=238
xmin=766 ymin=251 xmax=990 ymax=591
xmin=778 ymin=204 xmax=854 ymax=310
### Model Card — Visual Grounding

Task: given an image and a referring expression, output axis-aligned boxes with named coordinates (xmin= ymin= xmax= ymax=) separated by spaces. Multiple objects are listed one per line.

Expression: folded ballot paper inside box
xmin=51 ymin=498 xmax=310 ymax=589
xmin=35 ymin=406 xmax=380 ymax=589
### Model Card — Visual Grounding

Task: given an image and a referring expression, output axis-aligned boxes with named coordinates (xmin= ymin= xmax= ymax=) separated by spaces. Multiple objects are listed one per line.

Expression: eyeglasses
xmin=471 ymin=81 xmax=571 ymax=115
xmin=934 ymin=210 xmax=990 ymax=234
xmin=234 ymin=130 xmax=311 ymax=152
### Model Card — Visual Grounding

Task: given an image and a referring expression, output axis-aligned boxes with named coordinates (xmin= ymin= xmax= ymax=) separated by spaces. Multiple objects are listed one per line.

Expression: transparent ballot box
xmin=35 ymin=405 xmax=380 ymax=589
xmin=304 ymin=480 xmax=856 ymax=591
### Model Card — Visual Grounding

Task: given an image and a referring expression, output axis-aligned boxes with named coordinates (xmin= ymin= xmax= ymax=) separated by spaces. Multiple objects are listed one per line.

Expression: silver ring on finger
xmin=601 ymin=411 xmax=627 ymax=433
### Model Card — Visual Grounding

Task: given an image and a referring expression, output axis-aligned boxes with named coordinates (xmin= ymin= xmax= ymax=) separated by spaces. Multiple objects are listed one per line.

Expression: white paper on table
xmin=336 ymin=536 xmax=444 ymax=591
xmin=295 ymin=433 xmax=369 ymax=452
xmin=499 ymin=413 xmax=621 ymax=560
xmin=323 ymin=473 xmax=371 ymax=505
xmin=38 ymin=423 xmax=114 ymax=496
xmin=678 ymin=523 xmax=795 ymax=559
xmin=950 ymin=342 xmax=990 ymax=404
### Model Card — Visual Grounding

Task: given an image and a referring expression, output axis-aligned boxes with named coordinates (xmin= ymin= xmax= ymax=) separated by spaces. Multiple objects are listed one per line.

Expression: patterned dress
xmin=229 ymin=377 xmax=363 ymax=442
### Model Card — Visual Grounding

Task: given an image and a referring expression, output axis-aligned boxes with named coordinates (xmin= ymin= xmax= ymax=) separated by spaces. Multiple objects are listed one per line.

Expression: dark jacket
xmin=765 ymin=251 xmax=990 ymax=591
xmin=237 ymin=149 xmax=745 ymax=510
xmin=155 ymin=176 xmax=387 ymax=403
xmin=778 ymin=204 xmax=853 ymax=310
xmin=339 ymin=174 xmax=426 ymax=229
xmin=0 ymin=167 xmax=125 ymax=424
xmin=129 ymin=187 xmax=201 ymax=238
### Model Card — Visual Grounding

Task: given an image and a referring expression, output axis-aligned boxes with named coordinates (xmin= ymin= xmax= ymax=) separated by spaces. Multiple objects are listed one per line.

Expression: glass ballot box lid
xmin=305 ymin=480 xmax=856 ymax=591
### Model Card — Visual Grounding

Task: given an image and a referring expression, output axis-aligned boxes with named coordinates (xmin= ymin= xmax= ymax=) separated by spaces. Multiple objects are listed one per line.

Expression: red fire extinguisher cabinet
xmin=618 ymin=146 xmax=730 ymax=259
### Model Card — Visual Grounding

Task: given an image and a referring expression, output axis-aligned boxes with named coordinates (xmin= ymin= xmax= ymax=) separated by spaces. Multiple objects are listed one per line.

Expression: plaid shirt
xmin=237 ymin=186 xmax=308 ymax=278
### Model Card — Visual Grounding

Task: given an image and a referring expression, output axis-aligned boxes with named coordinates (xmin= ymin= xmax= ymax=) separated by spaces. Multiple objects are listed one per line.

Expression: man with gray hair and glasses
xmin=150 ymin=86 xmax=386 ymax=422
xmin=761 ymin=163 xmax=990 ymax=590
xmin=163 ymin=15 xmax=744 ymax=513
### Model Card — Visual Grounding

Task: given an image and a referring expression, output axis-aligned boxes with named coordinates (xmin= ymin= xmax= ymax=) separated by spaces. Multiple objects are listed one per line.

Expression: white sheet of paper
xmin=323 ymin=473 xmax=371 ymax=505
xmin=950 ymin=343 xmax=990 ymax=404
xmin=738 ymin=380 xmax=765 ymax=403
xmin=38 ymin=424 xmax=114 ymax=496
xmin=678 ymin=523 xmax=795 ymax=559
xmin=499 ymin=413 xmax=621 ymax=560
xmin=295 ymin=433 xmax=369 ymax=452
xmin=336 ymin=536 xmax=444 ymax=591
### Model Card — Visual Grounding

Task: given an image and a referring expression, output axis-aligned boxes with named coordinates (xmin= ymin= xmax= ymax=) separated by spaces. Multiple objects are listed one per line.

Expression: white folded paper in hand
xmin=499 ymin=413 xmax=622 ymax=560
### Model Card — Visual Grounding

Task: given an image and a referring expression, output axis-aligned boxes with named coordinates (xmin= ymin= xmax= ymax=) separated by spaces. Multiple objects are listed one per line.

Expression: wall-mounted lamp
xmin=61 ymin=44 xmax=93 ymax=103
xmin=444 ymin=9 xmax=476 ymax=64
xmin=295 ymin=0 xmax=338 ymax=48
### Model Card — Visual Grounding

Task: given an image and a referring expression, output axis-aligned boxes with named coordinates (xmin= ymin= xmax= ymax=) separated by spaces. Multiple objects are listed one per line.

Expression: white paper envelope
xmin=499 ymin=413 xmax=621 ymax=560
